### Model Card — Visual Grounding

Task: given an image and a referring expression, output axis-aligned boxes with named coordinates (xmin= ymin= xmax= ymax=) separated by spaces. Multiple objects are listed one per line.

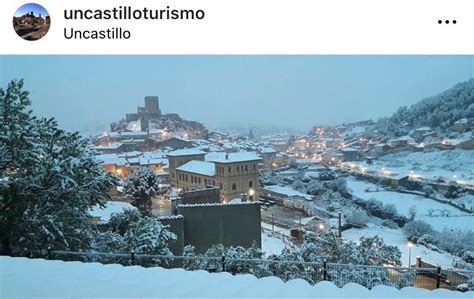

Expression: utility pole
xmin=338 ymin=212 xmax=342 ymax=237
xmin=272 ymin=213 xmax=274 ymax=233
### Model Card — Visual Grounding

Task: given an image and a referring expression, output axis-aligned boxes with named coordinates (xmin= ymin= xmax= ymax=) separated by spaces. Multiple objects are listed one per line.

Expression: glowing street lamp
xmin=248 ymin=188 xmax=255 ymax=197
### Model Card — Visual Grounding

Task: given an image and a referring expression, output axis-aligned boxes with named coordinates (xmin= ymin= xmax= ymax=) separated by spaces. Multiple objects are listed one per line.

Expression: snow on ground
xmin=347 ymin=178 xmax=474 ymax=232
xmin=261 ymin=233 xmax=287 ymax=256
xmin=88 ymin=201 xmax=136 ymax=224
xmin=2 ymin=257 xmax=471 ymax=298
xmin=264 ymin=185 xmax=312 ymax=200
xmin=353 ymin=149 xmax=474 ymax=184
xmin=343 ymin=224 xmax=458 ymax=269
xmin=261 ymin=222 xmax=291 ymax=236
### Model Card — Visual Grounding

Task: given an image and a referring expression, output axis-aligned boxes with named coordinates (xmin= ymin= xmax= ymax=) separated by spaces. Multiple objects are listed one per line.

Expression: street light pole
xmin=407 ymin=242 xmax=414 ymax=267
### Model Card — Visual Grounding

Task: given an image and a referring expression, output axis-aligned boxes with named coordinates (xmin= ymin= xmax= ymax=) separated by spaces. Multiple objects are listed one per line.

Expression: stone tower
xmin=144 ymin=96 xmax=161 ymax=117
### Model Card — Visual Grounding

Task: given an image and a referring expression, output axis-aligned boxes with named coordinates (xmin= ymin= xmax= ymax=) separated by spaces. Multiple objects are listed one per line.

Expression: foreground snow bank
xmin=1 ymin=257 xmax=472 ymax=298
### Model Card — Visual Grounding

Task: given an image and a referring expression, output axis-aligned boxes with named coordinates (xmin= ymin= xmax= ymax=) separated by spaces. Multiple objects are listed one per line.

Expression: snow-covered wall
xmin=2 ymin=257 xmax=472 ymax=298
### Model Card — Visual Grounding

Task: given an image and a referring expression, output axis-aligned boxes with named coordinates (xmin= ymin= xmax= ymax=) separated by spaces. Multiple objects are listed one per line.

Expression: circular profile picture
xmin=13 ymin=3 xmax=50 ymax=41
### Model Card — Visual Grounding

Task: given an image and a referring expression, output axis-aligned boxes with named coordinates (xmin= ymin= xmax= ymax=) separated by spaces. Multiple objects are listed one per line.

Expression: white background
xmin=1 ymin=0 xmax=473 ymax=54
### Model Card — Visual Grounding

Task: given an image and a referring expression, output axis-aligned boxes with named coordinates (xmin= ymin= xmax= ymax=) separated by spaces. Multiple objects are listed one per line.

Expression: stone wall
xmin=180 ymin=187 xmax=220 ymax=205
xmin=177 ymin=202 xmax=261 ymax=253
xmin=156 ymin=215 xmax=185 ymax=255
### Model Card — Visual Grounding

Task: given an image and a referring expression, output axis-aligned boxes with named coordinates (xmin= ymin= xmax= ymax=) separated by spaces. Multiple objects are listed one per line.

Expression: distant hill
xmin=374 ymin=78 xmax=474 ymax=137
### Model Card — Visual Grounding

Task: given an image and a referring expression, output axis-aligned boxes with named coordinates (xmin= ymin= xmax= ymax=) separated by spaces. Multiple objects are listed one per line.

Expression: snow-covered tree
xmin=346 ymin=210 xmax=369 ymax=227
xmin=108 ymin=208 xmax=143 ymax=235
xmin=183 ymin=243 xmax=270 ymax=277
xmin=422 ymin=185 xmax=434 ymax=198
xmin=292 ymin=179 xmax=306 ymax=192
xmin=0 ymin=80 xmax=118 ymax=255
xmin=306 ymin=180 xmax=324 ymax=196
xmin=327 ymin=178 xmax=350 ymax=198
xmin=408 ymin=205 xmax=417 ymax=221
xmin=123 ymin=167 xmax=159 ymax=215
xmin=110 ymin=118 xmax=128 ymax=132
xmin=403 ymin=220 xmax=434 ymax=241
xmin=122 ymin=216 xmax=176 ymax=257
xmin=94 ymin=210 xmax=176 ymax=265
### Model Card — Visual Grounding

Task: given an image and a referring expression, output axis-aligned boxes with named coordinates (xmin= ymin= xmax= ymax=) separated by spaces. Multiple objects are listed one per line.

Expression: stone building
xmin=124 ymin=96 xmax=162 ymax=131
xmin=156 ymin=137 xmax=194 ymax=150
xmin=166 ymin=148 xmax=207 ymax=186
xmin=168 ymin=150 xmax=262 ymax=202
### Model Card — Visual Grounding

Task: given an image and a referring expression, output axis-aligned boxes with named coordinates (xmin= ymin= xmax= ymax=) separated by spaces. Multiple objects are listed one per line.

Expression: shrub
xmin=346 ymin=210 xmax=369 ymax=227
xmin=403 ymin=220 xmax=434 ymax=241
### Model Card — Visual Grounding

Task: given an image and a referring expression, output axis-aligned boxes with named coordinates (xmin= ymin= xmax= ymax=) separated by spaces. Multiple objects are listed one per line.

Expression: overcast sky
xmin=1 ymin=56 xmax=472 ymax=133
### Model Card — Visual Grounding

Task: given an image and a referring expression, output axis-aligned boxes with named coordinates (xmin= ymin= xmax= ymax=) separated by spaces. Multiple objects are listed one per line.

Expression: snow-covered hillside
xmin=354 ymin=149 xmax=474 ymax=184
xmin=347 ymin=178 xmax=473 ymax=231
xmin=343 ymin=224 xmax=458 ymax=268
xmin=1 ymin=257 xmax=472 ymax=298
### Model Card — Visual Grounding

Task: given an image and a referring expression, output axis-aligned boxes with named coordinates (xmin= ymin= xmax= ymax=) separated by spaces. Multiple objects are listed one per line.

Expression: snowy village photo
xmin=0 ymin=55 xmax=473 ymax=298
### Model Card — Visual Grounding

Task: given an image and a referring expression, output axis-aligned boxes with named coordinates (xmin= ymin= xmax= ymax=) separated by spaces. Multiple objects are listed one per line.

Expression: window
xmin=228 ymin=167 xmax=231 ymax=173
xmin=219 ymin=183 xmax=223 ymax=190
xmin=249 ymin=180 xmax=253 ymax=188
xmin=204 ymin=179 xmax=207 ymax=185
xmin=237 ymin=166 xmax=239 ymax=172
xmin=232 ymin=183 xmax=237 ymax=190
xmin=198 ymin=177 xmax=201 ymax=184
xmin=253 ymin=164 xmax=256 ymax=170
xmin=245 ymin=165 xmax=248 ymax=171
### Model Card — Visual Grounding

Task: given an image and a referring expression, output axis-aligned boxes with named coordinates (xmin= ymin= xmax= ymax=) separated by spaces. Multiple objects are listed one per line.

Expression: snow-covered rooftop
xmin=206 ymin=151 xmax=262 ymax=164
xmin=95 ymin=151 xmax=168 ymax=167
xmin=176 ymin=160 xmax=216 ymax=177
xmin=166 ymin=148 xmax=206 ymax=157
xmin=2 ymin=257 xmax=471 ymax=298
xmin=341 ymin=147 xmax=359 ymax=152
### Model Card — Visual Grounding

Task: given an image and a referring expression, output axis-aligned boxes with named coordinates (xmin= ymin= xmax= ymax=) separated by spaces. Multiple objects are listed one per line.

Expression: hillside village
xmin=2 ymin=78 xmax=474 ymax=295
xmin=85 ymin=79 xmax=474 ymax=287
xmin=13 ymin=11 xmax=50 ymax=41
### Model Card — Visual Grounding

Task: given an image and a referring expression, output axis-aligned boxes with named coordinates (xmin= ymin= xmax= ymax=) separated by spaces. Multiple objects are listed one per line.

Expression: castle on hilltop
xmin=126 ymin=96 xmax=162 ymax=131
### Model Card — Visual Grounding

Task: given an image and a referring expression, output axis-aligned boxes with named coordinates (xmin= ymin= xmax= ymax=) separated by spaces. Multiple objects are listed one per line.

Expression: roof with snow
xmin=341 ymin=147 xmax=359 ymax=152
xmin=176 ymin=160 xmax=216 ymax=177
xmin=259 ymin=147 xmax=278 ymax=154
xmin=166 ymin=148 xmax=206 ymax=157
xmin=415 ymin=127 xmax=431 ymax=131
xmin=95 ymin=151 xmax=168 ymax=167
xmin=206 ymin=151 xmax=262 ymax=164
xmin=3 ymin=257 xmax=471 ymax=298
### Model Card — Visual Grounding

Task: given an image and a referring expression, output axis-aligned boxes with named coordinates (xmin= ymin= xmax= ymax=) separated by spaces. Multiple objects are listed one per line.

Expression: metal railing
xmin=32 ymin=249 xmax=474 ymax=291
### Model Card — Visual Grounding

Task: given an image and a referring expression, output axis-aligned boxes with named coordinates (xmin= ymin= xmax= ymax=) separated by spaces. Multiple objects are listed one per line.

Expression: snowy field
xmin=261 ymin=233 xmax=287 ymax=256
xmin=2 ymin=257 xmax=471 ymax=298
xmin=353 ymin=149 xmax=474 ymax=184
xmin=343 ymin=224 xmax=458 ymax=268
xmin=347 ymin=178 xmax=474 ymax=232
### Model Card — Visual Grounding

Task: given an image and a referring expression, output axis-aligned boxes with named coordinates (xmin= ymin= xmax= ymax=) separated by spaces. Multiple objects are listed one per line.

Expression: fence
xmin=31 ymin=249 xmax=474 ymax=292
